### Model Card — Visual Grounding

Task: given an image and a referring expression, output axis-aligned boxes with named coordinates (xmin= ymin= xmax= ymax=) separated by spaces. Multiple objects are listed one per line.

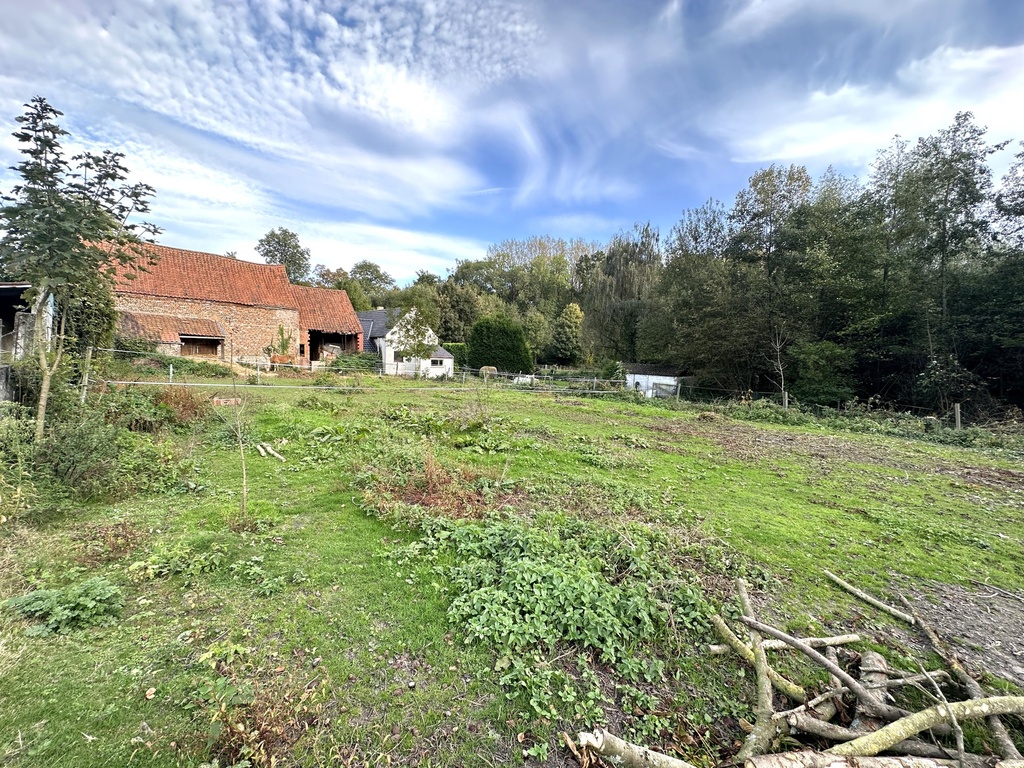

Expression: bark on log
xmin=746 ymin=751 xmax=1000 ymax=768
xmin=737 ymin=579 xmax=779 ymax=761
xmin=824 ymin=571 xmax=915 ymax=624
xmin=786 ymin=714 xmax=991 ymax=767
xmin=709 ymin=635 xmax=861 ymax=656
xmin=577 ymin=728 xmax=697 ymax=768
xmin=852 ymin=651 xmax=891 ymax=733
xmin=712 ymin=615 xmax=806 ymax=702
xmin=826 ymin=697 xmax=1024 ymax=757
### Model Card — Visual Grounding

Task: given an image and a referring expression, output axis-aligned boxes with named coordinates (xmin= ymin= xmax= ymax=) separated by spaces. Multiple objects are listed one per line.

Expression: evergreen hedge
xmin=467 ymin=316 xmax=533 ymax=374
xmin=444 ymin=342 xmax=469 ymax=369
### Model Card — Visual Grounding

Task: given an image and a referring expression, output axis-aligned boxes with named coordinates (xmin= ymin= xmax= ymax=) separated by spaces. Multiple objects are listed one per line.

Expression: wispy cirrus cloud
xmin=0 ymin=0 xmax=1022 ymax=275
xmin=707 ymin=44 xmax=1024 ymax=168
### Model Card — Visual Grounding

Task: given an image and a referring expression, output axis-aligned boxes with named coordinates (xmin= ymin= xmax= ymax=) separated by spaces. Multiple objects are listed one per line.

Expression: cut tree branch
xmin=578 ymin=728 xmax=697 ymax=768
xmin=712 ymin=615 xmax=806 ymax=702
xmin=709 ymin=634 xmax=861 ymax=656
xmin=737 ymin=617 xmax=909 ymax=723
xmin=824 ymin=571 xmax=915 ymax=625
xmin=826 ymin=697 xmax=1024 ymax=757
xmin=737 ymin=579 xmax=779 ymax=761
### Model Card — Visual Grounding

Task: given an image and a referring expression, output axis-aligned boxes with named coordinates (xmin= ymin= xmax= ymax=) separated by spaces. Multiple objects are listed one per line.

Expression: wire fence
xmin=2 ymin=343 xmax=990 ymax=427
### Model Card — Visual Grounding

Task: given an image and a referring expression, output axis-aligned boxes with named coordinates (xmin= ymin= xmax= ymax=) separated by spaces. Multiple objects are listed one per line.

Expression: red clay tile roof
xmin=291 ymin=285 xmax=363 ymax=336
xmin=117 ymin=311 xmax=224 ymax=343
xmin=113 ymin=243 xmax=298 ymax=309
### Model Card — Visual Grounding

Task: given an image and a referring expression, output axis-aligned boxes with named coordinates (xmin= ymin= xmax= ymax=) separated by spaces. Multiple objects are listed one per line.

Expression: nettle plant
xmin=392 ymin=512 xmax=715 ymax=730
xmin=3 ymin=576 xmax=124 ymax=636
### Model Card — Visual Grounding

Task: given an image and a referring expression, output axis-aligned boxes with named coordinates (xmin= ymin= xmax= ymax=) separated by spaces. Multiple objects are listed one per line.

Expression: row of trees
xmin=4 ymin=97 xmax=1020 ymax=428
xmin=265 ymin=112 xmax=1023 ymax=412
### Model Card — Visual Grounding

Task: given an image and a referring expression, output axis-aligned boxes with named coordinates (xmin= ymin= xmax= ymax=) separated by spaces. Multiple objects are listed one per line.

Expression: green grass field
xmin=2 ymin=377 xmax=1022 ymax=767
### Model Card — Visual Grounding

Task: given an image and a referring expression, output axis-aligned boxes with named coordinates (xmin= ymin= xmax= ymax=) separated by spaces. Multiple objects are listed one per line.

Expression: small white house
xmin=625 ymin=364 xmax=682 ymax=398
xmin=357 ymin=308 xmax=455 ymax=378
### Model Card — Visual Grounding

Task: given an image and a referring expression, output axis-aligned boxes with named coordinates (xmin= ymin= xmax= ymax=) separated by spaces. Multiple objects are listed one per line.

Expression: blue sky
xmin=1 ymin=0 xmax=1022 ymax=282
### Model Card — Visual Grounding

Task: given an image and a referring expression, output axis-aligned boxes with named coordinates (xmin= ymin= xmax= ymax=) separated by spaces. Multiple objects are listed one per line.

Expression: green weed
xmin=3 ymin=576 xmax=123 ymax=636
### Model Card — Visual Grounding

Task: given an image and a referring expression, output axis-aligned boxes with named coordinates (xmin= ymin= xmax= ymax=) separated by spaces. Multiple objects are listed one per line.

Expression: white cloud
xmin=709 ymin=44 xmax=1024 ymax=170
xmin=718 ymin=0 xmax=934 ymax=42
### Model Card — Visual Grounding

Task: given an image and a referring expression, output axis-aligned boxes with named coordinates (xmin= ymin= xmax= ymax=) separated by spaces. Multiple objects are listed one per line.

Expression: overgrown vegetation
xmin=3 ymin=577 xmax=123 ymax=636
xmin=1 ymin=379 xmax=1022 ymax=767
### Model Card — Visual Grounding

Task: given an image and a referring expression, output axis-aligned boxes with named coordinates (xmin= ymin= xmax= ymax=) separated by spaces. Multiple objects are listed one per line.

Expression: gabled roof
xmin=357 ymin=308 xmax=403 ymax=351
xmin=292 ymin=285 xmax=362 ymax=336
xmin=431 ymin=346 xmax=454 ymax=360
xmin=113 ymin=243 xmax=298 ymax=309
xmin=117 ymin=311 xmax=224 ymax=343
xmin=357 ymin=308 xmax=403 ymax=337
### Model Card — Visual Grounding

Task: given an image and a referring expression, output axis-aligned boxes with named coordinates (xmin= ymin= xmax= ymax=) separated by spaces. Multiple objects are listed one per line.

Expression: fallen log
xmin=709 ymin=634 xmax=861 ymax=656
xmin=826 ymin=697 xmax=1024 ymax=757
xmin=578 ymin=728 xmax=697 ymax=768
xmin=852 ymin=651 xmax=891 ymax=733
xmin=261 ymin=443 xmax=286 ymax=462
xmin=746 ymin=751 xmax=1001 ymax=768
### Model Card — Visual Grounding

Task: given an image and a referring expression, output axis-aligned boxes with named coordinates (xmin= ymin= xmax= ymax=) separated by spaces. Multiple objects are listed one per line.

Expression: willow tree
xmin=0 ymin=97 xmax=159 ymax=440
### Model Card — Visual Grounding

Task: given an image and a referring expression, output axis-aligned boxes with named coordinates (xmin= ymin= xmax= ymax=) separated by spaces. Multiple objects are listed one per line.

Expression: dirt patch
xmin=898 ymin=580 xmax=1024 ymax=688
xmin=652 ymin=418 xmax=1024 ymax=495
xmin=931 ymin=465 xmax=1024 ymax=492
xmin=652 ymin=418 xmax=904 ymax=467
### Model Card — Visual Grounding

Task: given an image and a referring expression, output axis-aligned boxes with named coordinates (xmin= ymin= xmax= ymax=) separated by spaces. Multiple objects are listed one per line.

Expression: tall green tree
xmin=310 ymin=263 xmax=371 ymax=310
xmin=549 ymin=302 xmax=584 ymax=365
xmin=0 ymin=96 xmax=159 ymax=440
xmin=256 ymin=227 xmax=310 ymax=283
xmin=580 ymin=223 xmax=661 ymax=362
xmin=349 ymin=260 xmax=395 ymax=305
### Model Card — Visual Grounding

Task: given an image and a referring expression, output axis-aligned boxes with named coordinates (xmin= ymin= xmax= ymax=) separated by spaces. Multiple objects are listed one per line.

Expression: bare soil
xmin=901 ymin=581 xmax=1024 ymax=689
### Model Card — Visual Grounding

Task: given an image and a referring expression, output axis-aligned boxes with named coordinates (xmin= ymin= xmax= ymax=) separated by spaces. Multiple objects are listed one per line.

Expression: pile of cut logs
xmin=577 ymin=573 xmax=1024 ymax=768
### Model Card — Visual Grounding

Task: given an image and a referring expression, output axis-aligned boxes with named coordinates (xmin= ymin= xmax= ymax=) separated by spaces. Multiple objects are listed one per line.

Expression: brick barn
xmin=113 ymin=244 xmax=362 ymax=364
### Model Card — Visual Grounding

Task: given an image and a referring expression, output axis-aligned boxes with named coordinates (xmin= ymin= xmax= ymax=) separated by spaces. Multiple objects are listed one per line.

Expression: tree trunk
xmin=33 ymin=291 xmax=62 ymax=443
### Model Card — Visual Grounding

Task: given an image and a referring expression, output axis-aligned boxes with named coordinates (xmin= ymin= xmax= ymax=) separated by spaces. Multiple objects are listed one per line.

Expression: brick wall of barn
xmin=114 ymin=294 xmax=299 ymax=358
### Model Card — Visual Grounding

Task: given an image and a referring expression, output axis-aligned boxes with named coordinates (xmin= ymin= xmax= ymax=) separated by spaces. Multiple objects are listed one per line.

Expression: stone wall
xmin=114 ymin=294 xmax=299 ymax=358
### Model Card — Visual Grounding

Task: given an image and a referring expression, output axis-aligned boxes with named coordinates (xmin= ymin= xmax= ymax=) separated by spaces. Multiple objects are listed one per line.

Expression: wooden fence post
xmin=79 ymin=346 xmax=93 ymax=405
xmin=954 ymin=403 xmax=961 ymax=430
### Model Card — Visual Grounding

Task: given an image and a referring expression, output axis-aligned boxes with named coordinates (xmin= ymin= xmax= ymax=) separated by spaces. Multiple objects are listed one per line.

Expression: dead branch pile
xmin=578 ymin=574 xmax=1024 ymax=768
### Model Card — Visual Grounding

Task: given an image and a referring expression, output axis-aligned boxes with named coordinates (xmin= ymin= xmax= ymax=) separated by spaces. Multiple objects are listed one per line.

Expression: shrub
xmin=29 ymin=413 xmax=185 ymax=500
xmin=467 ymin=316 xmax=533 ymax=374
xmin=311 ymin=370 xmax=337 ymax=387
xmin=154 ymin=386 xmax=212 ymax=424
xmin=328 ymin=352 xmax=380 ymax=373
xmin=3 ymin=576 xmax=124 ymax=636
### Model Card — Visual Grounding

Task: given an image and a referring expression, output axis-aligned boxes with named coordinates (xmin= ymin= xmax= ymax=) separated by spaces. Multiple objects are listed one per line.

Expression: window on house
xmin=299 ymin=344 xmax=305 ymax=356
xmin=430 ymin=358 xmax=444 ymax=367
